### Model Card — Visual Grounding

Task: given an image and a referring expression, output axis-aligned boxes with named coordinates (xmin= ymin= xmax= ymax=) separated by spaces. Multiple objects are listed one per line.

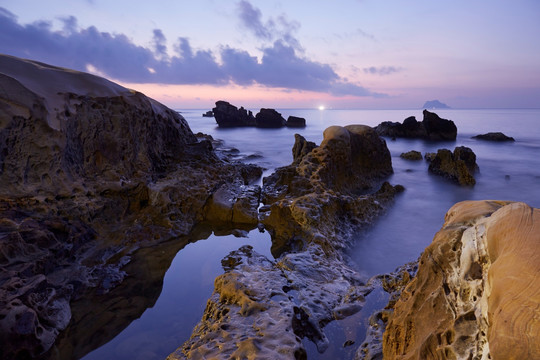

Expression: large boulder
xmin=286 ymin=115 xmax=306 ymax=128
xmin=0 ymin=55 xmax=262 ymax=359
xmin=427 ymin=146 xmax=478 ymax=186
xmin=212 ymin=100 xmax=255 ymax=127
xmin=382 ymin=200 xmax=540 ymax=360
xmin=374 ymin=110 xmax=457 ymax=140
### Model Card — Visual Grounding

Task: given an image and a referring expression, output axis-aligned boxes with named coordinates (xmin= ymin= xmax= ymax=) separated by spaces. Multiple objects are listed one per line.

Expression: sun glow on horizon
xmin=318 ymin=105 xmax=325 ymax=110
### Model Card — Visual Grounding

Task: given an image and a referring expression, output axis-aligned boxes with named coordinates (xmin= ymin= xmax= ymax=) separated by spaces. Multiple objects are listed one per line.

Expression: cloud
xmin=237 ymin=1 xmax=301 ymax=50
xmin=237 ymin=0 xmax=272 ymax=41
xmin=363 ymin=66 xmax=402 ymax=75
xmin=0 ymin=7 xmax=384 ymax=98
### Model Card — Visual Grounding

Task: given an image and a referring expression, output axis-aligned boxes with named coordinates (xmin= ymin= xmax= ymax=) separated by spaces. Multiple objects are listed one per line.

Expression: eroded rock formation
xmin=382 ymin=200 xmax=540 ymax=360
xmin=172 ymin=125 xmax=403 ymax=359
xmin=212 ymin=100 xmax=256 ymax=127
xmin=427 ymin=146 xmax=478 ymax=186
xmin=0 ymin=55 xmax=262 ymax=359
xmin=374 ymin=110 xmax=457 ymax=140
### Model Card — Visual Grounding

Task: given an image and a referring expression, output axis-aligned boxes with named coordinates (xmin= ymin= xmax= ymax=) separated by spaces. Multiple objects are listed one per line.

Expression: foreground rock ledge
xmin=383 ymin=200 xmax=540 ymax=359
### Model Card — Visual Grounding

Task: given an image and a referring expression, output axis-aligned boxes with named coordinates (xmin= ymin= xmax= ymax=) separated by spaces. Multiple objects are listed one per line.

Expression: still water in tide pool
xmin=82 ymin=108 xmax=540 ymax=359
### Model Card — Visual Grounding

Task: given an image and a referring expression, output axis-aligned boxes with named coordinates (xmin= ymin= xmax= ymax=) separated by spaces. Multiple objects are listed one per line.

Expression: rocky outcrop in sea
xmin=0 ymin=54 xmax=262 ymax=359
xmin=382 ymin=200 xmax=539 ymax=359
xmin=426 ymin=146 xmax=478 ymax=186
xmin=212 ymin=100 xmax=306 ymax=128
xmin=472 ymin=132 xmax=515 ymax=142
xmin=172 ymin=125 xmax=403 ymax=359
xmin=375 ymin=110 xmax=457 ymax=140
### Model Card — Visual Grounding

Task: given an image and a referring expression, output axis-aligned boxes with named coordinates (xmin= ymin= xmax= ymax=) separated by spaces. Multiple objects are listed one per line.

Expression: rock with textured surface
xmin=382 ymin=200 xmax=540 ymax=360
xmin=428 ymin=146 xmax=478 ymax=186
xmin=0 ymin=55 xmax=262 ymax=359
xmin=172 ymin=125 xmax=402 ymax=359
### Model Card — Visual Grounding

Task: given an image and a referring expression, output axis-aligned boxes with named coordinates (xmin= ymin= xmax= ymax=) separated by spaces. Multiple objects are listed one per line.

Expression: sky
xmin=0 ymin=0 xmax=539 ymax=110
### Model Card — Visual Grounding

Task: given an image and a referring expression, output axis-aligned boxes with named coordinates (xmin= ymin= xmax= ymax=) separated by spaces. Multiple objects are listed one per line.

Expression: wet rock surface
xmin=172 ymin=125 xmax=403 ymax=359
xmin=382 ymin=200 xmax=540 ymax=360
xmin=0 ymin=55 xmax=262 ymax=359
xmin=399 ymin=150 xmax=422 ymax=161
xmin=427 ymin=146 xmax=478 ymax=186
xmin=374 ymin=110 xmax=457 ymax=140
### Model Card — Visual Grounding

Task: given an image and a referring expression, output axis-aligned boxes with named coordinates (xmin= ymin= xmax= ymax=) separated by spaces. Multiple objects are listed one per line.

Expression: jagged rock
xmin=291 ymin=134 xmax=317 ymax=164
xmin=173 ymin=125 xmax=402 ymax=359
xmin=428 ymin=146 xmax=478 ymax=186
xmin=382 ymin=200 xmax=540 ymax=360
xmin=399 ymin=150 xmax=422 ymax=160
xmin=286 ymin=115 xmax=306 ymax=128
xmin=374 ymin=110 xmax=457 ymax=140
xmin=263 ymin=125 xmax=393 ymax=204
xmin=0 ymin=55 xmax=262 ymax=359
xmin=212 ymin=100 xmax=255 ymax=127
xmin=255 ymin=108 xmax=286 ymax=128
xmin=472 ymin=132 xmax=515 ymax=142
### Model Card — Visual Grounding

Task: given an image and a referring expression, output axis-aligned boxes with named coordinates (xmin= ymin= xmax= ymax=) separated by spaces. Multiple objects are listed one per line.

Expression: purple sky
xmin=1 ymin=0 xmax=539 ymax=109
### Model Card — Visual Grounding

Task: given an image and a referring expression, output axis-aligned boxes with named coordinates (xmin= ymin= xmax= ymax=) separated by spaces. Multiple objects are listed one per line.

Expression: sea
xmin=81 ymin=108 xmax=540 ymax=360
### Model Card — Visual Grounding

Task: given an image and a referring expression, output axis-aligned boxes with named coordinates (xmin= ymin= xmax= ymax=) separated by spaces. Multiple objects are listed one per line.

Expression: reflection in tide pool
xmin=82 ymin=230 xmax=271 ymax=360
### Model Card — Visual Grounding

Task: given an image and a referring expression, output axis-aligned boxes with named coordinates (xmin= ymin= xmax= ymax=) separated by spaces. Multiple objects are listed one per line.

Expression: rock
xmin=286 ymin=115 xmax=306 ymax=128
xmin=399 ymin=150 xmax=422 ymax=160
xmin=263 ymin=125 xmax=393 ymax=204
xmin=291 ymin=134 xmax=317 ymax=164
xmin=422 ymin=100 xmax=450 ymax=109
xmin=382 ymin=200 xmax=540 ymax=360
xmin=374 ymin=110 xmax=457 ymax=140
xmin=428 ymin=146 xmax=478 ymax=186
xmin=422 ymin=109 xmax=457 ymax=140
xmin=212 ymin=100 xmax=255 ymax=127
xmin=0 ymin=55 xmax=263 ymax=358
xmin=255 ymin=108 xmax=286 ymax=128
xmin=472 ymin=132 xmax=515 ymax=142
xmin=173 ymin=125 xmax=402 ymax=359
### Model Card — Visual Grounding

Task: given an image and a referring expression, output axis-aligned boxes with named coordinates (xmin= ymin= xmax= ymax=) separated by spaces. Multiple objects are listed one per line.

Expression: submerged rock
xmin=428 ymin=146 xmax=478 ymax=186
xmin=374 ymin=110 xmax=457 ymax=140
xmin=472 ymin=132 xmax=515 ymax=142
xmin=382 ymin=200 xmax=540 ymax=360
xmin=0 ymin=55 xmax=262 ymax=359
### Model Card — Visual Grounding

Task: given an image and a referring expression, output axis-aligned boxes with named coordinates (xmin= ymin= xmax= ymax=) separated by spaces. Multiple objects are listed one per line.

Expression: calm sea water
xmin=82 ymin=108 xmax=540 ymax=360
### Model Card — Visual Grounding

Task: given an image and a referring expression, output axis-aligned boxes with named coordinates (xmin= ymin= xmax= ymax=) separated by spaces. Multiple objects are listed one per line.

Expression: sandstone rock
xmin=472 ymin=132 xmax=515 ymax=142
xmin=173 ymin=125 xmax=402 ymax=359
xmin=0 ymin=55 xmax=263 ymax=358
xmin=374 ymin=110 xmax=457 ymax=140
xmin=286 ymin=115 xmax=306 ymax=128
xmin=428 ymin=146 xmax=478 ymax=186
xmin=382 ymin=200 xmax=540 ymax=360
xmin=255 ymin=108 xmax=286 ymax=128
xmin=212 ymin=100 xmax=255 ymax=127
xmin=399 ymin=150 xmax=422 ymax=160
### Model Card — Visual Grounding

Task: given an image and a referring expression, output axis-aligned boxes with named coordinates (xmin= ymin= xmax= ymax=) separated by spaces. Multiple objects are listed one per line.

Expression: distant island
xmin=423 ymin=99 xmax=450 ymax=109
